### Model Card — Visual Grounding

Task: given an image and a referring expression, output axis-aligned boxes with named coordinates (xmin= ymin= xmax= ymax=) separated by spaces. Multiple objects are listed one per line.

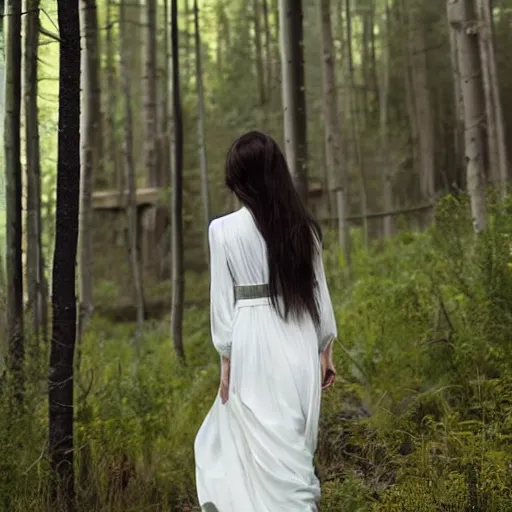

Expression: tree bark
xmin=318 ymin=0 xmax=351 ymax=272
xmin=171 ymin=0 xmax=186 ymax=362
xmin=25 ymin=0 xmax=47 ymax=343
xmin=346 ymin=0 xmax=369 ymax=246
xmin=408 ymin=6 xmax=435 ymax=223
xmin=78 ymin=0 xmax=101 ymax=338
xmin=105 ymin=0 xmax=119 ymax=189
xmin=120 ymin=0 xmax=145 ymax=338
xmin=194 ymin=0 xmax=210 ymax=265
xmin=279 ymin=0 xmax=308 ymax=203
xmin=142 ymin=0 xmax=158 ymax=186
xmin=379 ymin=0 xmax=395 ymax=237
xmin=449 ymin=24 xmax=464 ymax=183
xmin=5 ymin=0 xmax=24 ymax=385
xmin=448 ymin=0 xmax=488 ymax=231
xmin=476 ymin=0 xmax=508 ymax=193
xmin=262 ymin=0 xmax=272 ymax=101
xmin=49 ymin=0 xmax=80 ymax=507
xmin=253 ymin=0 xmax=266 ymax=105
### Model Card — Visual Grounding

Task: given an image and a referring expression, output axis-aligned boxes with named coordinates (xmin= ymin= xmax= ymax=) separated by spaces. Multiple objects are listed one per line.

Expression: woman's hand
xmin=321 ymin=348 xmax=336 ymax=390
xmin=219 ymin=356 xmax=230 ymax=404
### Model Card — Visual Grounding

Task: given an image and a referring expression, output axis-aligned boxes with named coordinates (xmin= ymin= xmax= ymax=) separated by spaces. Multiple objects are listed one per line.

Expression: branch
xmin=39 ymin=25 xmax=60 ymax=43
xmin=344 ymin=203 xmax=433 ymax=222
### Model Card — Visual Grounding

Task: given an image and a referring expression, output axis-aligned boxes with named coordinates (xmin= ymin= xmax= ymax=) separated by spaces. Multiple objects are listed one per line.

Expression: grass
xmin=2 ymin=194 xmax=512 ymax=510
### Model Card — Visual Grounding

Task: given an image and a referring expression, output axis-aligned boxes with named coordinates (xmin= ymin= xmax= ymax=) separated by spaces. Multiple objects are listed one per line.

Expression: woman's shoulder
xmin=209 ymin=207 xmax=249 ymax=238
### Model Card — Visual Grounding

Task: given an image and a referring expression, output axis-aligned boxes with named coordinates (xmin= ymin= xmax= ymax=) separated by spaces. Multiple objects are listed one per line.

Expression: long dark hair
xmin=225 ymin=131 xmax=322 ymax=325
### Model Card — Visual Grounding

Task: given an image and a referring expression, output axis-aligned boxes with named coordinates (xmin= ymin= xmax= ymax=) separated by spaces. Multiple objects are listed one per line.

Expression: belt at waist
xmin=234 ymin=284 xmax=270 ymax=301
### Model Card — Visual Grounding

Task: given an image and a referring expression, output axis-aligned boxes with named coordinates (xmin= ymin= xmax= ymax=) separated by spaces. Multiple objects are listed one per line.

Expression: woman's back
xmin=213 ymin=207 xmax=269 ymax=287
xmin=194 ymin=131 xmax=337 ymax=512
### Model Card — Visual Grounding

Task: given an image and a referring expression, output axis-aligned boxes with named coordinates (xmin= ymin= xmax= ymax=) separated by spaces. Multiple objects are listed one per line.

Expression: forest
xmin=1 ymin=0 xmax=512 ymax=510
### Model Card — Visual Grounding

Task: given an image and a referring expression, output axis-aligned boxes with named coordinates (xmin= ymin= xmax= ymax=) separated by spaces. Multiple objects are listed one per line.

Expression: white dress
xmin=194 ymin=206 xmax=337 ymax=512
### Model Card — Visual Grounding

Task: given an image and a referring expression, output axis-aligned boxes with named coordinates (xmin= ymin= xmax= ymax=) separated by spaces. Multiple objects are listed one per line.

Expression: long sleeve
xmin=314 ymin=241 xmax=337 ymax=353
xmin=209 ymin=219 xmax=235 ymax=359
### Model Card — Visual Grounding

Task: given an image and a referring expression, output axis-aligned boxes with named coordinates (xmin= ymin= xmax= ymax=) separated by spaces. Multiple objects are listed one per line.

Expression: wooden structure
xmin=91 ymin=188 xmax=170 ymax=313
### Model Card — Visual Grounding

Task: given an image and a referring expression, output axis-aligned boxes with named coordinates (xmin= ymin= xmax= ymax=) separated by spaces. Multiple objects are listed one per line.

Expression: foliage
xmin=2 ymin=198 xmax=512 ymax=509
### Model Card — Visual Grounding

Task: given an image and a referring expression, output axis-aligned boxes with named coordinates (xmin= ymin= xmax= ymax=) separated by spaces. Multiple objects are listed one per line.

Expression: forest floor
xmin=3 ymin=197 xmax=512 ymax=511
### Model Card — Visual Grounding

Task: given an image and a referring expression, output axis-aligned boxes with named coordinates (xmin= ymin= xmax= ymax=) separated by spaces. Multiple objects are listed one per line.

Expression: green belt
xmin=234 ymin=284 xmax=270 ymax=301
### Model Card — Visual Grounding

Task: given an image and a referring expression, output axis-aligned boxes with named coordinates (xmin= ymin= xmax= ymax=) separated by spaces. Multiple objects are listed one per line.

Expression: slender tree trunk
xmin=159 ymin=0 xmax=170 ymax=189
xmin=105 ymin=0 xmax=119 ymax=189
xmin=5 ymin=0 xmax=24 ymax=386
xmin=346 ymin=0 xmax=369 ymax=246
xmin=279 ymin=0 xmax=308 ymax=203
xmin=0 ymin=5 xmax=5 ymax=353
xmin=171 ymin=0 xmax=185 ymax=362
xmin=183 ymin=0 xmax=190 ymax=91
xmin=194 ymin=0 xmax=210 ymax=265
xmin=78 ymin=0 xmax=101 ymax=339
xmin=448 ymin=0 xmax=488 ymax=231
xmin=408 ymin=6 xmax=435 ymax=223
xmin=476 ymin=0 xmax=508 ymax=193
xmin=449 ymin=24 xmax=464 ymax=183
xmin=120 ymin=0 xmax=145 ymax=337
xmin=142 ymin=0 xmax=158 ymax=186
xmin=49 ymin=1 xmax=80 ymax=507
xmin=379 ymin=0 xmax=394 ymax=237
xmin=25 ymin=0 xmax=47 ymax=343
xmin=262 ymin=0 xmax=272 ymax=101
xmin=318 ymin=0 xmax=351 ymax=272
xmin=253 ymin=0 xmax=265 ymax=105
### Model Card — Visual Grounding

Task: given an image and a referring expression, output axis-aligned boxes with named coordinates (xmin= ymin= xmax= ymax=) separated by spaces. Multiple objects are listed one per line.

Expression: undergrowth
xmin=2 ymin=194 xmax=512 ymax=511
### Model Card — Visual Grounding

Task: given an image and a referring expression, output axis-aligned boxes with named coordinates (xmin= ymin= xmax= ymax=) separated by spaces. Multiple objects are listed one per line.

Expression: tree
xmin=120 ymin=0 xmax=145 ymax=336
xmin=5 ymin=0 xmax=24 ymax=384
xmin=279 ymin=0 xmax=308 ymax=203
xmin=25 ymin=0 xmax=47 ymax=344
xmin=476 ymin=0 xmax=508 ymax=194
xmin=194 ymin=0 xmax=210 ymax=264
xmin=142 ymin=0 xmax=158 ymax=186
xmin=407 ymin=3 xmax=435 ymax=224
xmin=78 ymin=0 xmax=102 ymax=337
xmin=253 ymin=0 xmax=265 ymax=105
xmin=447 ymin=0 xmax=488 ymax=231
xmin=317 ymin=0 xmax=351 ymax=271
xmin=170 ymin=0 xmax=185 ymax=362
xmin=378 ymin=0 xmax=395 ymax=237
xmin=105 ymin=0 xmax=119 ymax=188
xmin=49 ymin=0 xmax=80 ymax=506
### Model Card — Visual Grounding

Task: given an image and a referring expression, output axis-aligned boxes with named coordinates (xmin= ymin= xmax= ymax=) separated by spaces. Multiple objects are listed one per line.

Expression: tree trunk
xmin=78 ymin=0 xmax=101 ymax=338
xmin=159 ymin=0 xmax=170 ymax=189
xmin=194 ymin=0 xmax=210 ymax=265
xmin=142 ymin=0 xmax=158 ymax=186
xmin=171 ymin=0 xmax=186 ymax=362
xmin=253 ymin=0 xmax=265 ymax=105
xmin=448 ymin=0 xmax=488 ymax=231
xmin=262 ymin=0 xmax=272 ymax=101
xmin=120 ymin=0 xmax=145 ymax=337
xmin=449 ymin=24 xmax=464 ymax=184
xmin=105 ymin=0 xmax=119 ymax=189
xmin=408 ymin=6 xmax=435 ymax=223
xmin=0 ymin=3 xmax=6 ymax=354
xmin=25 ymin=0 xmax=47 ymax=343
xmin=49 ymin=0 xmax=80 ymax=507
xmin=5 ymin=0 xmax=24 ymax=386
xmin=279 ymin=0 xmax=308 ymax=203
xmin=379 ymin=0 xmax=395 ymax=237
xmin=183 ymin=0 xmax=190 ymax=91
xmin=318 ymin=0 xmax=351 ymax=272
xmin=476 ymin=0 xmax=508 ymax=193
xmin=346 ymin=0 xmax=369 ymax=246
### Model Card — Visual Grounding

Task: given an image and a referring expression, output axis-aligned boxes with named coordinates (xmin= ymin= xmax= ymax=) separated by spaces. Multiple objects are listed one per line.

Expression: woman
xmin=194 ymin=131 xmax=337 ymax=511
